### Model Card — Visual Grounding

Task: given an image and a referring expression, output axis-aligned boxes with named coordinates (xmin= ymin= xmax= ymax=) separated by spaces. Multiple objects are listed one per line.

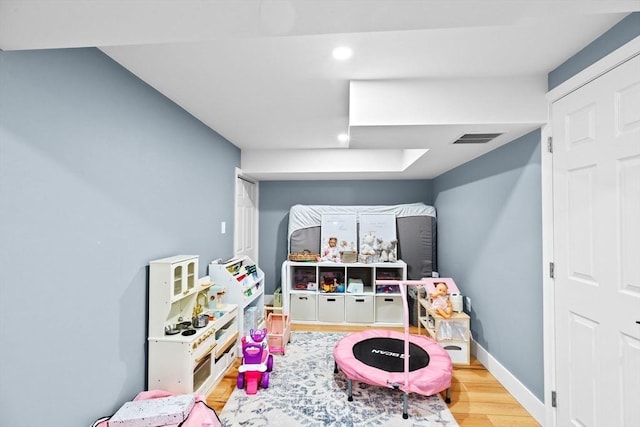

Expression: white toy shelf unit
xmin=283 ymin=260 xmax=408 ymax=325
xmin=209 ymin=256 xmax=265 ymax=349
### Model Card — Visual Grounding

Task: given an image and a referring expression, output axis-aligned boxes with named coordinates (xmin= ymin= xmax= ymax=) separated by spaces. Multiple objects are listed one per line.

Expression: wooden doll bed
xmin=265 ymin=306 xmax=291 ymax=355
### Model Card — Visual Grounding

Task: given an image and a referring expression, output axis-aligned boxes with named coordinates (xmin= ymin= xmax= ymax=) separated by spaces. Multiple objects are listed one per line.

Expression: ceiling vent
xmin=452 ymin=133 xmax=503 ymax=144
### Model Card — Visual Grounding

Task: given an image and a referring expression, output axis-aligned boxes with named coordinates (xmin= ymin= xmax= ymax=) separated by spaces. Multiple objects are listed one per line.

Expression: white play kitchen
xmin=147 ymin=255 xmax=239 ymax=396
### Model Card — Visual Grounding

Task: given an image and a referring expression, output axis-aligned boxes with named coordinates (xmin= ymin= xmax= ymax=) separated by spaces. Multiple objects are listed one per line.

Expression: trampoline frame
xmin=333 ymin=279 xmax=453 ymax=419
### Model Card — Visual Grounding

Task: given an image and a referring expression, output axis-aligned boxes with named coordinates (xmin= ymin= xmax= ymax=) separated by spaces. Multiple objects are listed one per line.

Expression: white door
xmin=551 ymin=53 xmax=640 ymax=426
xmin=234 ymin=170 xmax=258 ymax=262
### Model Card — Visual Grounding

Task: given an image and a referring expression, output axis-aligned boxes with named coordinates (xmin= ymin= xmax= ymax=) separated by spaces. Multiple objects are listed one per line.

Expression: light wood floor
xmin=206 ymin=324 xmax=541 ymax=427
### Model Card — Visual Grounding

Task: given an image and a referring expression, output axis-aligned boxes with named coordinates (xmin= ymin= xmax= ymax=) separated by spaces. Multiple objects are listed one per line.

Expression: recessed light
xmin=332 ymin=46 xmax=353 ymax=60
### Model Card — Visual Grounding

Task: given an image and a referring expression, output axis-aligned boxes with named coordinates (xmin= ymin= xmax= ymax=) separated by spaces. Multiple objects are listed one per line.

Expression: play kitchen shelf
xmin=147 ymin=255 xmax=239 ymax=395
xmin=209 ymin=255 xmax=265 ymax=350
xmin=282 ymin=260 xmax=407 ymax=325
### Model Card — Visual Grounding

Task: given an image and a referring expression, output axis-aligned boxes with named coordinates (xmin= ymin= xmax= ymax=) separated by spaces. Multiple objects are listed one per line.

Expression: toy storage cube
xmin=345 ymin=295 xmax=374 ymax=323
xmin=440 ymin=340 xmax=470 ymax=364
xmin=375 ymin=295 xmax=403 ymax=323
xmin=318 ymin=295 xmax=345 ymax=322
xmin=290 ymin=293 xmax=316 ymax=321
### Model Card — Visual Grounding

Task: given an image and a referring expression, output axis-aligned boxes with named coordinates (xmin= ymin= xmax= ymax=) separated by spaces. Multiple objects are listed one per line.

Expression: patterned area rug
xmin=219 ymin=331 xmax=458 ymax=427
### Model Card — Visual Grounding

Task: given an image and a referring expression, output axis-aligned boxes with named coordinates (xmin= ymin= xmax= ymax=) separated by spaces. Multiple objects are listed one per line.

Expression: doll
xmin=321 ymin=236 xmax=341 ymax=262
xmin=430 ymin=281 xmax=453 ymax=318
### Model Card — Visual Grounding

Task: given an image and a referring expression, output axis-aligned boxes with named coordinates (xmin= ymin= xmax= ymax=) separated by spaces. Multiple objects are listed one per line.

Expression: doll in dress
xmin=321 ymin=236 xmax=341 ymax=262
xmin=430 ymin=281 xmax=453 ymax=318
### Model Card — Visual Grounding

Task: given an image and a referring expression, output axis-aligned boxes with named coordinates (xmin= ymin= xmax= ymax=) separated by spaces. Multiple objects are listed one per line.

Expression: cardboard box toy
xmin=108 ymin=393 xmax=196 ymax=427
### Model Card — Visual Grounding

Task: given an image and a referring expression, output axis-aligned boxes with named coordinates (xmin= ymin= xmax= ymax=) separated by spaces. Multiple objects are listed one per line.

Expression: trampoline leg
xmin=402 ymin=392 xmax=408 ymax=419
xmin=347 ymin=379 xmax=353 ymax=402
xmin=334 ymin=361 xmax=338 ymax=374
xmin=445 ymin=387 xmax=451 ymax=404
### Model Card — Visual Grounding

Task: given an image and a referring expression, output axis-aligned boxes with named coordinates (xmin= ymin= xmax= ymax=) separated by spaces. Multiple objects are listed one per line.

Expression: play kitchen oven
xmin=147 ymin=320 xmax=218 ymax=394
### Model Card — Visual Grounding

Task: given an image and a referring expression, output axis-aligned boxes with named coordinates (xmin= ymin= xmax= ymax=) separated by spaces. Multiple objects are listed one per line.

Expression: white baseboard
xmin=471 ymin=340 xmax=545 ymax=425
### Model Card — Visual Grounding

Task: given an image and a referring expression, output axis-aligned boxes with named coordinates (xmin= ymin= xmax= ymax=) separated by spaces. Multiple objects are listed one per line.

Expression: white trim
xmin=472 ymin=340 xmax=545 ymax=424
xmin=542 ymin=34 xmax=640 ymax=427
xmin=234 ymin=167 xmax=260 ymax=264
xmin=236 ymin=167 xmax=258 ymax=184
xmin=540 ymin=123 xmax=557 ymax=427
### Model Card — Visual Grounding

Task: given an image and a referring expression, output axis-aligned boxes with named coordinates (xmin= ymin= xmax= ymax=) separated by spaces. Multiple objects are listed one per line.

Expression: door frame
xmin=234 ymin=167 xmax=259 ymax=263
xmin=542 ymin=35 xmax=640 ymax=427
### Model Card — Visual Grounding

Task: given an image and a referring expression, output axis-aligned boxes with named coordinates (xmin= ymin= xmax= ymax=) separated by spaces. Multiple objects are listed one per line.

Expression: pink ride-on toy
xmin=237 ymin=328 xmax=274 ymax=394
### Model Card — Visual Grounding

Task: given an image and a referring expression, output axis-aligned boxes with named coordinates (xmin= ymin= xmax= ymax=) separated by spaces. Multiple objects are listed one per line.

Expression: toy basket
xmin=288 ymin=250 xmax=319 ymax=262
xmin=340 ymin=251 xmax=357 ymax=263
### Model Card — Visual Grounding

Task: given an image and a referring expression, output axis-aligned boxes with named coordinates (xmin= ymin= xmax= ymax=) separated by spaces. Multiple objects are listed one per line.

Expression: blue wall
xmin=258 ymin=180 xmax=433 ymax=293
xmin=549 ymin=12 xmax=640 ymax=89
xmin=0 ymin=48 xmax=240 ymax=426
xmin=433 ymin=130 xmax=543 ymax=399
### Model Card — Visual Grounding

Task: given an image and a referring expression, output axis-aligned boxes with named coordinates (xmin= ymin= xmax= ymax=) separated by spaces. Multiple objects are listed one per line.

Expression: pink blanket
xmin=96 ymin=389 xmax=221 ymax=427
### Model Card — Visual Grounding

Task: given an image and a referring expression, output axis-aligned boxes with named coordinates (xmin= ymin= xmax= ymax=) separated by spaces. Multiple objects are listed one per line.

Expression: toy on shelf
xmin=237 ymin=328 xmax=274 ymax=395
xmin=265 ymin=306 xmax=291 ymax=355
xmin=320 ymin=236 xmax=341 ymax=262
xmin=320 ymin=271 xmax=345 ymax=293
xmin=426 ymin=280 xmax=457 ymax=319
xmin=208 ymin=284 xmax=227 ymax=309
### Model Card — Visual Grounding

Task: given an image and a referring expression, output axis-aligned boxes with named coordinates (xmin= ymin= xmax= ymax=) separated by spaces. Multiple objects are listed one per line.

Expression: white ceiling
xmin=2 ymin=1 xmax=638 ymax=180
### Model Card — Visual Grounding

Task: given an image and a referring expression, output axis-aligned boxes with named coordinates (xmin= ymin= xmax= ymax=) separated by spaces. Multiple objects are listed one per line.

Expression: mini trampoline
xmin=333 ymin=280 xmax=453 ymax=419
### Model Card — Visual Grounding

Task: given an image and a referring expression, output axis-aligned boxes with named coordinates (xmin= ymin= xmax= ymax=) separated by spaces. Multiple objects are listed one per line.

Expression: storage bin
xmin=345 ymin=295 xmax=374 ymax=323
xmin=340 ymin=251 xmax=357 ymax=263
xmin=318 ymin=294 xmax=345 ymax=322
xmin=375 ymin=295 xmax=403 ymax=323
xmin=290 ymin=293 xmax=317 ymax=321
xmin=440 ymin=340 xmax=470 ymax=364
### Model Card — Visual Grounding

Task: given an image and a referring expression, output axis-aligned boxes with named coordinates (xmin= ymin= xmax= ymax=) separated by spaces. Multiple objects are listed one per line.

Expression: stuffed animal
xmin=379 ymin=239 xmax=398 ymax=262
xmin=360 ymin=232 xmax=376 ymax=256
xmin=389 ymin=240 xmax=398 ymax=262
xmin=374 ymin=238 xmax=383 ymax=259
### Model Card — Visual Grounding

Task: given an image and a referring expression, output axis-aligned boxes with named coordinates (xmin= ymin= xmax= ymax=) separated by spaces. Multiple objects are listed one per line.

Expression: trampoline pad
xmin=352 ymin=337 xmax=429 ymax=372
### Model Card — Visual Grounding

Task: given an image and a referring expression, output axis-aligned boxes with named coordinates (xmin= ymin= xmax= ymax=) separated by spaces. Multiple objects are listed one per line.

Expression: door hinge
xmin=551 ymin=391 xmax=557 ymax=408
xmin=550 ymin=262 xmax=555 ymax=279
xmin=547 ymin=136 xmax=553 ymax=153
